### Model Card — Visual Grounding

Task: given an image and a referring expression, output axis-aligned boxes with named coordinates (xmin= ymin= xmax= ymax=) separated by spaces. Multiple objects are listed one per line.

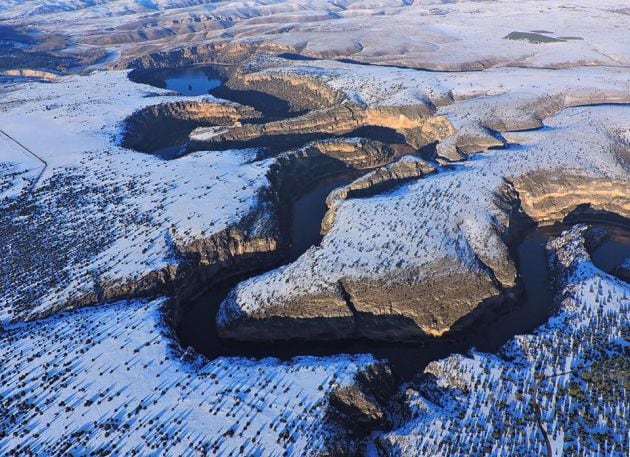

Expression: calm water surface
xmin=163 ymin=68 xmax=221 ymax=95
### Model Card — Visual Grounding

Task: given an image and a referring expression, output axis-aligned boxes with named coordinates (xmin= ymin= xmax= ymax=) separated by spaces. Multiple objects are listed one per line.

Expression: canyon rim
xmin=1 ymin=1 xmax=629 ymax=456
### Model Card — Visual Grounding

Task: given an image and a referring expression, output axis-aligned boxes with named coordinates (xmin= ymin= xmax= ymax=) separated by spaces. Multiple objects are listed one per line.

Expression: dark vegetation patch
xmin=504 ymin=31 xmax=567 ymax=44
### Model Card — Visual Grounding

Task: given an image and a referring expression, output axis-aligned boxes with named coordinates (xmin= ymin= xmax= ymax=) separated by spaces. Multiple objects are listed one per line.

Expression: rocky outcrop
xmin=226 ymin=71 xmax=345 ymax=112
xmin=327 ymin=362 xmax=396 ymax=434
xmin=340 ymin=263 xmax=504 ymax=340
xmin=217 ymin=165 xmax=630 ymax=343
xmin=322 ymin=157 xmax=435 ymax=233
xmin=189 ymin=103 xmax=452 ymax=152
xmin=121 ymin=100 xmax=260 ymax=153
xmin=436 ymin=133 xmax=505 ymax=162
xmin=218 ymin=291 xmax=356 ymax=341
xmin=174 ymin=229 xmax=280 ymax=296
xmin=0 ymin=69 xmax=59 ymax=80
xmin=301 ymin=137 xmax=398 ymax=170
xmin=512 ymin=172 xmax=630 ymax=225
xmin=218 ymin=252 xmax=505 ymax=343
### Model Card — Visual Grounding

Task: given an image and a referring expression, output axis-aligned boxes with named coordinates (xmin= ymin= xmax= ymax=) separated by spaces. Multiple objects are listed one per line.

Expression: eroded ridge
xmin=1 ymin=21 xmax=629 ymax=455
xmin=217 ymin=103 xmax=630 ymax=343
xmin=375 ymin=225 xmax=629 ymax=456
xmin=4 ymin=1 xmax=630 ymax=74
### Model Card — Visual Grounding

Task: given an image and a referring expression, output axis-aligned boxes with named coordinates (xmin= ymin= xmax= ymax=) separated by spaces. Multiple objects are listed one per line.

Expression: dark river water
xmin=128 ymin=66 xmax=416 ymax=156
xmin=176 ymin=172 xmax=630 ymax=380
xmin=163 ymin=68 xmax=222 ymax=96
xmin=137 ymin=67 xmax=630 ymax=381
xmin=129 ymin=65 xmax=295 ymax=120
xmin=289 ymin=174 xmax=353 ymax=258
xmin=590 ymin=226 xmax=630 ymax=271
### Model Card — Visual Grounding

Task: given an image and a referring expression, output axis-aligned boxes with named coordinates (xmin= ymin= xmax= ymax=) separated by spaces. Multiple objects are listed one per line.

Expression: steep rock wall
xmin=121 ymin=100 xmax=260 ymax=153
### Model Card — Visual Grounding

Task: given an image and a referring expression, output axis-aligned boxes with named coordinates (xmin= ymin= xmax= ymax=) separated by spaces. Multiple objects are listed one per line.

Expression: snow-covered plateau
xmin=1 ymin=1 xmax=629 ymax=456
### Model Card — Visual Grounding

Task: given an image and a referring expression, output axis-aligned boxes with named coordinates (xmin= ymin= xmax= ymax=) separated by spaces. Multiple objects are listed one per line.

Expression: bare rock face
xmin=122 ymin=100 xmax=260 ymax=153
xmin=172 ymin=226 xmax=282 ymax=303
xmin=613 ymin=260 xmax=630 ymax=282
xmin=327 ymin=362 xmax=396 ymax=435
xmin=308 ymin=138 xmax=397 ymax=170
xmin=437 ymin=133 xmax=505 ymax=161
xmin=218 ymin=289 xmax=356 ymax=341
xmin=330 ymin=386 xmax=387 ymax=430
xmin=227 ymin=71 xmax=345 ymax=111
xmin=340 ymin=263 xmax=503 ymax=339
xmin=513 ymin=172 xmax=630 ymax=224
xmin=0 ymin=69 xmax=59 ymax=80
xmin=189 ymin=103 xmax=452 ymax=152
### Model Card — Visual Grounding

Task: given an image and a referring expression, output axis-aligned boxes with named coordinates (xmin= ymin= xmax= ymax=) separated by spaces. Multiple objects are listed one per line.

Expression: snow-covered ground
xmin=0 ymin=296 xmax=379 ymax=455
xmin=376 ymin=225 xmax=629 ymax=456
xmin=219 ymin=66 xmax=630 ymax=338
xmin=2 ymin=0 xmax=629 ymax=71
xmin=0 ymin=70 xmax=274 ymax=324
xmin=1 ymin=1 xmax=629 ymax=455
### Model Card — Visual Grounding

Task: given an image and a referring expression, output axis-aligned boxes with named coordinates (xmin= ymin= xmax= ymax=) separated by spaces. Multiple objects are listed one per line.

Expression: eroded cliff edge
xmin=374 ymin=224 xmax=629 ymax=455
xmin=217 ymin=105 xmax=630 ymax=342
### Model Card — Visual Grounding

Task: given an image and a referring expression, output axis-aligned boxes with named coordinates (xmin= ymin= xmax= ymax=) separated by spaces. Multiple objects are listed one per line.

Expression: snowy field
xmin=0 ymin=296 xmax=379 ymax=455
xmin=0 ymin=71 xmax=274 ymax=324
xmin=377 ymin=226 xmax=629 ymax=456
xmin=1 ymin=0 xmax=629 ymax=71
xmin=1 ymin=0 xmax=629 ymax=455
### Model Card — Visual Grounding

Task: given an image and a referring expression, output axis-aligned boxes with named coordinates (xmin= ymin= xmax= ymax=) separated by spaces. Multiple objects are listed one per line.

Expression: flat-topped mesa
xmin=0 ymin=69 xmax=59 ymax=80
xmin=188 ymin=103 xmax=453 ymax=152
xmin=217 ymin=259 xmax=503 ymax=342
xmin=217 ymin=166 xmax=630 ymax=343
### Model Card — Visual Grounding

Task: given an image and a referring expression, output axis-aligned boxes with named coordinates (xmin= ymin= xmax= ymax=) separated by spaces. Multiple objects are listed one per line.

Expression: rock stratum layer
xmin=189 ymin=103 xmax=452 ymax=152
xmin=1 ymin=4 xmax=630 ymax=454
xmin=217 ymin=94 xmax=630 ymax=341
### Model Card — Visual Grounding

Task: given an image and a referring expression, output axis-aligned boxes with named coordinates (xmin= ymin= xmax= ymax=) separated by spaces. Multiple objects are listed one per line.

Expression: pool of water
xmin=129 ymin=66 xmax=296 ymax=120
xmin=590 ymin=225 xmax=630 ymax=273
xmin=162 ymin=68 xmax=221 ymax=96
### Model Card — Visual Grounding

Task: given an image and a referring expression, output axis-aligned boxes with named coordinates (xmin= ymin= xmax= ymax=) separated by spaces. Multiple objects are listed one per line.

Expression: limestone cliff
xmin=122 ymin=100 xmax=260 ymax=153
xmin=512 ymin=172 xmax=630 ymax=225
xmin=189 ymin=103 xmax=452 ymax=152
